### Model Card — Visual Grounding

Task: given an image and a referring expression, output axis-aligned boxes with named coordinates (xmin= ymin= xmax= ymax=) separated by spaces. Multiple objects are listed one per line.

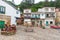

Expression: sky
xmin=7 ymin=0 xmax=44 ymax=5
xmin=14 ymin=0 xmax=44 ymax=5
xmin=8 ymin=0 xmax=55 ymax=5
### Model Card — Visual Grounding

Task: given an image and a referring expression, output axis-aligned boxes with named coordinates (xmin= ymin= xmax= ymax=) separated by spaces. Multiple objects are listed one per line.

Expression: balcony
xmin=24 ymin=16 xmax=31 ymax=19
xmin=46 ymin=16 xmax=55 ymax=18
xmin=31 ymin=16 xmax=40 ymax=19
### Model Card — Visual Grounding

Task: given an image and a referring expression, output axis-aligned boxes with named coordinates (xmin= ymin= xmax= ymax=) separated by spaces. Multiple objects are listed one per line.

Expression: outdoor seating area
xmin=1 ymin=24 xmax=16 ymax=35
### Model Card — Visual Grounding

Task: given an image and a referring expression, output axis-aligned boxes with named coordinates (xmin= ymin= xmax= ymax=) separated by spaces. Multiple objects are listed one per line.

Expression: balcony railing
xmin=24 ymin=16 xmax=31 ymax=19
xmin=31 ymin=16 xmax=40 ymax=18
xmin=46 ymin=16 xmax=55 ymax=18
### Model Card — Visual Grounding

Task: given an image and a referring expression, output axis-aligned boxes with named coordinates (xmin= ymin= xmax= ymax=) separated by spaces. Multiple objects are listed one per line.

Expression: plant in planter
xmin=42 ymin=26 xmax=45 ymax=29
xmin=42 ymin=24 xmax=45 ymax=29
xmin=41 ymin=24 xmax=45 ymax=29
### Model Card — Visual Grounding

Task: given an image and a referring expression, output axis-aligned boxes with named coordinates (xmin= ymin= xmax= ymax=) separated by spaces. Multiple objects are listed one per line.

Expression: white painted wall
xmin=24 ymin=19 xmax=31 ymax=22
xmin=24 ymin=19 xmax=31 ymax=24
xmin=38 ymin=8 xmax=43 ymax=12
xmin=0 ymin=0 xmax=20 ymax=25
xmin=43 ymin=7 xmax=55 ymax=12
xmin=24 ymin=9 xmax=31 ymax=13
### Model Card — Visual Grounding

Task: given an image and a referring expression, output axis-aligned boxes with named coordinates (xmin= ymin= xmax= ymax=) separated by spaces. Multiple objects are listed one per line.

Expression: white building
xmin=0 ymin=0 xmax=20 ymax=25
xmin=38 ymin=7 xmax=56 ymax=28
xmin=23 ymin=9 xmax=31 ymax=25
xmin=24 ymin=7 xmax=56 ymax=28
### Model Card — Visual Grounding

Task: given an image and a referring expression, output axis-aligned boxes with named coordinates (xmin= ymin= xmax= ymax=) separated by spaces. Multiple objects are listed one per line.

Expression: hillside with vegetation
xmin=18 ymin=0 xmax=60 ymax=12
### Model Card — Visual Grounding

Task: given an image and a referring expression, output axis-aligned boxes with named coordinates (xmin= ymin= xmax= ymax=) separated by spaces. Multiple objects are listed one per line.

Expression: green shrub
xmin=42 ymin=26 xmax=45 ymax=29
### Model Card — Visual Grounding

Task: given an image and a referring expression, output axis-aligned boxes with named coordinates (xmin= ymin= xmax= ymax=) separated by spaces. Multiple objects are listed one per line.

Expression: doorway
xmin=40 ymin=21 xmax=42 ymax=26
xmin=46 ymin=21 xmax=49 ymax=26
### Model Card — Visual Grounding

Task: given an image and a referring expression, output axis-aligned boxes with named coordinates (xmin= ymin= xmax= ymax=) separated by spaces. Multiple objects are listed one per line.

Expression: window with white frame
xmin=37 ymin=14 xmax=40 ymax=18
xmin=51 ymin=13 xmax=55 ymax=17
xmin=0 ymin=6 xmax=5 ymax=14
xmin=42 ymin=14 xmax=44 ymax=16
xmin=51 ymin=8 xmax=55 ymax=11
xmin=32 ymin=14 xmax=35 ymax=17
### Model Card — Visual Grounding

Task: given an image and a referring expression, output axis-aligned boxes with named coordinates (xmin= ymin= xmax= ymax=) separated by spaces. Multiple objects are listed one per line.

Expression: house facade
xmin=0 ymin=0 xmax=20 ymax=25
xmin=23 ymin=7 xmax=56 ymax=28
xmin=55 ymin=8 xmax=60 ymax=25
xmin=42 ymin=7 xmax=56 ymax=28
xmin=23 ymin=9 xmax=31 ymax=26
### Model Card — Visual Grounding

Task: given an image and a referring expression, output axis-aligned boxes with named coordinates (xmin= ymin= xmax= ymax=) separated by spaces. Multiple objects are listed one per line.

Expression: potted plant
xmin=42 ymin=26 xmax=45 ymax=29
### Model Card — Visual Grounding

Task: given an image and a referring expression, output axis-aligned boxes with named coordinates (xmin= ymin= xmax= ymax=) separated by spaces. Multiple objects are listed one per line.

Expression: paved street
xmin=0 ymin=25 xmax=60 ymax=40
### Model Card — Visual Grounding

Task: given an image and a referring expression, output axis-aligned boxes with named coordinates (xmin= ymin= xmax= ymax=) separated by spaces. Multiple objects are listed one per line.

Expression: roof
xmin=2 ymin=0 xmax=17 ymax=10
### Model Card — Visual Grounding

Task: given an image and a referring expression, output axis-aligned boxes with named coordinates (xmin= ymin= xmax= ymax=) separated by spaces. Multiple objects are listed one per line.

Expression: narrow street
xmin=0 ymin=25 xmax=60 ymax=40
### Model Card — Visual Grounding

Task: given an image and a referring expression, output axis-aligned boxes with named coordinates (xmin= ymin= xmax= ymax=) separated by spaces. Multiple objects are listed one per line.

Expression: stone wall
xmin=0 ymin=14 xmax=11 ymax=25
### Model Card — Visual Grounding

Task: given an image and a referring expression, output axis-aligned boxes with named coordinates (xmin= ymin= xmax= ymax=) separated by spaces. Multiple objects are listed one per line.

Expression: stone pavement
xmin=0 ymin=25 xmax=60 ymax=40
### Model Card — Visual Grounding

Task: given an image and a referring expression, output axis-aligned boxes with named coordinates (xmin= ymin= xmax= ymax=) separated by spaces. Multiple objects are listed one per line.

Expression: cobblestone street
xmin=0 ymin=25 xmax=60 ymax=40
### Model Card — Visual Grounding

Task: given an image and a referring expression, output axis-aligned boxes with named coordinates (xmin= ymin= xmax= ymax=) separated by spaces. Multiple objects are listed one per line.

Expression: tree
xmin=55 ymin=0 xmax=60 ymax=8
xmin=19 ymin=1 xmax=33 ymax=12
xmin=49 ymin=0 xmax=55 ymax=7
xmin=18 ymin=0 xmax=60 ymax=12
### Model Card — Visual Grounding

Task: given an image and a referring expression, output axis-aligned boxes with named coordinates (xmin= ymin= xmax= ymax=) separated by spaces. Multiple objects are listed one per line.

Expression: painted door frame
xmin=46 ymin=21 xmax=49 ymax=26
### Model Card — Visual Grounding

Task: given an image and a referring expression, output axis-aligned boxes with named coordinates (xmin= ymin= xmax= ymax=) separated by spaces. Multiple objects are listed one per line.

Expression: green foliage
xmin=19 ymin=2 xmax=33 ymax=12
xmin=42 ymin=26 xmax=45 ymax=29
xmin=31 ymin=7 xmax=37 ymax=12
xmin=18 ymin=0 xmax=60 ymax=12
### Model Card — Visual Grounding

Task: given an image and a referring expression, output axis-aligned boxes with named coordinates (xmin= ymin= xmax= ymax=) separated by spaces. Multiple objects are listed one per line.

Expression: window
xmin=24 ymin=14 xmax=27 ymax=16
xmin=46 ymin=14 xmax=49 ymax=17
xmin=26 ymin=11 xmax=29 ymax=13
xmin=16 ymin=11 xmax=19 ymax=14
xmin=32 ymin=14 xmax=35 ymax=18
xmin=35 ymin=14 xmax=37 ymax=18
xmin=51 ymin=13 xmax=55 ymax=17
xmin=27 ymin=14 xmax=30 ymax=18
xmin=42 ymin=14 xmax=43 ymax=16
xmin=50 ymin=21 xmax=53 ymax=24
xmin=38 ymin=14 xmax=40 ymax=16
xmin=46 ymin=21 xmax=49 ymax=26
xmin=32 ymin=14 xmax=34 ymax=16
xmin=28 ymin=15 xmax=30 ymax=17
xmin=38 ymin=14 xmax=40 ymax=18
xmin=0 ymin=6 xmax=5 ymax=14
xmin=38 ymin=14 xmax=40 ymax=17
xmin=51 ymin=8 xmax=54 ymax=11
